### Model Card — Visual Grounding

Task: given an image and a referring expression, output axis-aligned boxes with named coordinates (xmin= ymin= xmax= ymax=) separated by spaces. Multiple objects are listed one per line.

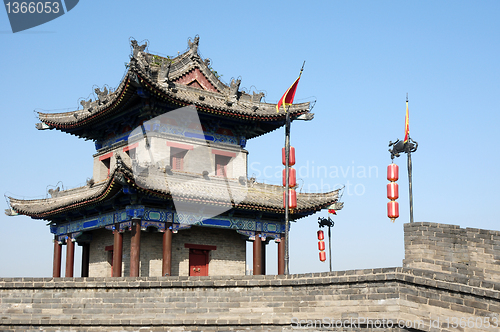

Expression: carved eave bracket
xmin=35 ymin=122 xmax=52 ymax=130
xmin=4 ymin=208 xmax=18 ymax=216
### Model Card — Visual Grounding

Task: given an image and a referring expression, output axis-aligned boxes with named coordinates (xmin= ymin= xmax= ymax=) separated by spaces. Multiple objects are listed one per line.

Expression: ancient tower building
xmin=6 ymin=37 xmax=340 ymax=278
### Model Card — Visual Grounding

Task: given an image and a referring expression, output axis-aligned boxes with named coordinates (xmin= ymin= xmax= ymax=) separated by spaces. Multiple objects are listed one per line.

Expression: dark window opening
xmin=125 ymin=148 xmax=136 ymax=160
xmin=102 ymin=158 xmax=111 ymax=177
xmin=215 ymin=155 xmax=231 ymax=177
xmin=170 ymin=147 xmax=188 ymax=171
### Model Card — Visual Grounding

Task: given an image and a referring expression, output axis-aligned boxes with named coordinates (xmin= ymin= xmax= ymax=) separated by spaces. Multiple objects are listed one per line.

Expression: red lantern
xmin=318 ymin=240 xmax=325 ymax=251
xmin=328 ymin=209 xmax=337 ymax=214
xmin=317 ymin=230 xmax=324 ymax=240
xmin=387 ymin=201 xmax=399 ymax=220
xmin=289 ymin=189 xmax=297 ymax=209
xmin=282 ymin=168 xmax=297 ymax=187
xmin=387 ymin=163 xmax=399 ymax=182
xmin=319 ymin=251 xmax=326 ymax=262
xmin=283 ymin=189 xmax=297 ymax=209
xmin=387 ymin=182 xmax=399 ymax=200
xmin=282 ymin=147 xmax=296 ymax=166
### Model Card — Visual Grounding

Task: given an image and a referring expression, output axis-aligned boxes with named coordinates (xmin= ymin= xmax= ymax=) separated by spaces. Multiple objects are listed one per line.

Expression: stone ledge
xmin=1 ymin=267 xmax=499 ymax=300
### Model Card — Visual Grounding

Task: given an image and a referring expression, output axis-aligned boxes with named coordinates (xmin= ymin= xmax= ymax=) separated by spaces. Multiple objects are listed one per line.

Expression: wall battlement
xmin=1 ymin=221 xmax=500 ymax=332
xmin=404 ymin=222 xmax=500 ymax=282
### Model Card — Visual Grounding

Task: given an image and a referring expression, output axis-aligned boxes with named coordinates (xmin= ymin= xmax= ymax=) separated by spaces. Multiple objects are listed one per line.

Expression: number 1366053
xmin=5 ymin=2 xmax=60 ymax=14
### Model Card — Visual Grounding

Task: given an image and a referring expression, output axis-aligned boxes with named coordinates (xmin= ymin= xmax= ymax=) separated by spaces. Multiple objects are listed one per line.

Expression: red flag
xmin=276 ymin=76 xmax=301 ymax=113
xmin=404 ymin=100 xmax=409 ymax=143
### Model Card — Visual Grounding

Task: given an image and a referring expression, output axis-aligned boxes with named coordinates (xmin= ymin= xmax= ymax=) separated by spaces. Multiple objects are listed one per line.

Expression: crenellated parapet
xmin=404 ymin=222 xmax=500 ymax=282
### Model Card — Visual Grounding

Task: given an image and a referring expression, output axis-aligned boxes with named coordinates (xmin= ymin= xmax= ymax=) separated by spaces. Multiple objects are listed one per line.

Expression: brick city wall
xmin=1 ymin=221 xmax=500 ymax=332
xmin=404 ymin=222 xmax=500 ymax=282
xmin=1 ymin=268 xmax=499 ymax=332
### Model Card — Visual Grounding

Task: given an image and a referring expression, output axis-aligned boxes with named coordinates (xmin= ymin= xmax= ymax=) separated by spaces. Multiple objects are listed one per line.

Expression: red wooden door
xmin=189 ymin=249 xmax=209 ymax=276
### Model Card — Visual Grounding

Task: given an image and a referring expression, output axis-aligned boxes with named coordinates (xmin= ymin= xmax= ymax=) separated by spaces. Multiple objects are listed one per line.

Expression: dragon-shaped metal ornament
xmin=388 ymin=138 xmax=418 ymax=161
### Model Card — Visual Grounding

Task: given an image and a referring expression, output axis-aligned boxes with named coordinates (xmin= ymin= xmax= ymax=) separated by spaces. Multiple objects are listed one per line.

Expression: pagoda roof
xmin=36 ymin=37 xmax=311 ymax=141
xmin=6 ymin=157 xmax=339 ymax=221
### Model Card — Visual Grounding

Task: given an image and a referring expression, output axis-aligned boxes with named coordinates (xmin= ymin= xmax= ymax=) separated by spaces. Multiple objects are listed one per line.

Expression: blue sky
xmin=1 ymin=1 xmax=499 ymax=277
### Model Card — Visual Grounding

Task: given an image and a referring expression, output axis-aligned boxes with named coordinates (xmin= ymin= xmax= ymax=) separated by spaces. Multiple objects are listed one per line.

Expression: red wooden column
xmin=162 ymin=223 xmax=173 ymax=276
xmin=129 ymin=219 xmax=141 ymax=277
xmin=52 ymin=236 xmax=62 ymax=278
xmin=81 ymin=243 xmax=90 ymax=277
xmin=278 ymin=235 xmax=285 ymax=275
xmin=113 ymin=228 xmax=123 ymax=277
xmin=261 ymin=240 xmax=266 ymax=275
xmin=65 ymin=237 xmax=75 ymax=277
xmin=253 ymin=232 xmax=262 ymax=275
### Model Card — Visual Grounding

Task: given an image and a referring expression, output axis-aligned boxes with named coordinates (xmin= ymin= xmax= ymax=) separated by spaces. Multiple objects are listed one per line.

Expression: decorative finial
xmin=252 ymin=92 xmax=265 ymax=103
xmin=48 ymin=187 xmax=60 ymax=198
xmin=227 ymin=78 xmax=241 ymax=104
xmin=188 ymin=35 xmax=200 ymax=56
xmin=130 ymin=39 xmax=147 ymax=59
xmin=95 ymin=87 xmax=109 ymax=104
xmin=80 ymin=98 xmax=92 ymax=110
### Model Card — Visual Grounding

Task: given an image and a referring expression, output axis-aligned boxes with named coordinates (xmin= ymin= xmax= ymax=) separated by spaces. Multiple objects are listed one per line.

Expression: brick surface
xmin=404 ymin=222 xmax=500 ymax=282
xmin=1 ymin=268 xmax=499 ymax=331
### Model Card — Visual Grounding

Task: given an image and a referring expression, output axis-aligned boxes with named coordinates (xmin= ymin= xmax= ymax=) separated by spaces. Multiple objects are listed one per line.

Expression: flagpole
xmin=283 ymin=62 xmax=305 ymax=275
xmin=407 ymin=140 xmax=414 ymax=223
xmin=406 ymin=95 xmax=414 ymax=223
xmin=388 ymin=94 xmax=418 ymax=224
xmin=328 ymin=223 xmax=332 ymax=272
xmin=284 ymin=106 xmax=291 ymax=274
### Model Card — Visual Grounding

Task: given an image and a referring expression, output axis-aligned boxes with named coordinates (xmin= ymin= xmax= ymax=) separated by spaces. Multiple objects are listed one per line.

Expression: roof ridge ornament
xmin=48 ymin=187 xmax=60 ymax=198
xmin=158 ymin=58 xmax=172 ymax=83
xmin=131 ymin=39 xmax=147 ymax=58
xmin=80 ymin=98 xmax=93 ymax=111
xmin=188 ymin=35 xmax=200 ymax=58
xmin=129 ymin=39 xmax=151 ymax=77
xmin=94 ymin=87 xmax=109 ymax=105
xmin=227 ymin=78 xmax=241 ymax=105
xmin=252 ymin=92 xmax=265 ymax=103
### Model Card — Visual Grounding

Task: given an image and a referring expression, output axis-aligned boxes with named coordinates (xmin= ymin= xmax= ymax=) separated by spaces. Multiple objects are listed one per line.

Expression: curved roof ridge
xmin=37 ymin=70 xmax=133 ymax=128
xmin=34 ymin=37 xmax=311 ymax=140
xmin=145 ymin=36 xmax=228 ymax=93
xmin=7 ymin=161 xmax=339 ymax=219
xmin=166 ymin=54 xmax=227 ymax=93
